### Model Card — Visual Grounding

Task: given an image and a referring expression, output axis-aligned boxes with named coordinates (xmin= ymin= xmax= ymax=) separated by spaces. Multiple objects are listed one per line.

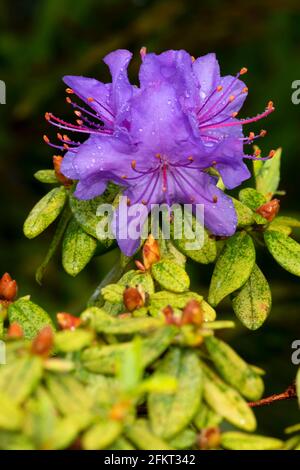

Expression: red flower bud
xmin=256 ymin=198 xmax=280 ymax=222
xmin=123 ymin=287 xmax=144 ymax=312
xmin=142 ymin=234 xmax=160 ymax=270
xmin=53 ymin=155 xmax=73 ymax=187
xmin=7 ymin=322 xmax=23 ymax=339
xmin=56 ymin=312 xmax=81 ymax=330
xmin=0 ymin=273 xmax=18 ymax=301
xmin=31 ymin=326 xmax=54 ymax=357
xmin=198 ymin=427 xmax=221 ymax=450
xmin=181 ymin=300 xmax=204 ymax=326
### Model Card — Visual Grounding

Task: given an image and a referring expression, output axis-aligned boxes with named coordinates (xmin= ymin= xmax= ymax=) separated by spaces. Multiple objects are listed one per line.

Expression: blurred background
xmin=0 ymin=0 xmax=300 ymax=436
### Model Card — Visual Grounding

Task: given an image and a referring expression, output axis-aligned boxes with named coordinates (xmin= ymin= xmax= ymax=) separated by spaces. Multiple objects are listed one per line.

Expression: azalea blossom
xmin=44 ymin=49 xmax=274 ymax=255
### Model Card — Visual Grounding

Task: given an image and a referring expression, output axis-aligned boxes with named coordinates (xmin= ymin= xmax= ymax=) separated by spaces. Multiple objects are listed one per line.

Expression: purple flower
xmin=45 ymin=49 xmax=274 ymax=255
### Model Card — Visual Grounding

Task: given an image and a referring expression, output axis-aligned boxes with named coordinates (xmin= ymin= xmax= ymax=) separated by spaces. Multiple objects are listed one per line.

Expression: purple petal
xmin=193 ymin=53 xmax=220 ymax=100
xmin=103 ymin=49 xmax=133 ymax=114
xmin=63 ymin=75 xmax=112 ymax=122
xmin=73 ymin=175 xmax=107 ymax=200
xmin=173 ymin=169 xmax=237 ymax=237
xmin=113 ymin=172 xmax=162 ymax=255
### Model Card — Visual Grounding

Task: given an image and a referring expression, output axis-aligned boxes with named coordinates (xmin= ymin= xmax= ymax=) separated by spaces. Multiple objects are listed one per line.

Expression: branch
xmin=248 ymin=383 xmax=297 ymax=408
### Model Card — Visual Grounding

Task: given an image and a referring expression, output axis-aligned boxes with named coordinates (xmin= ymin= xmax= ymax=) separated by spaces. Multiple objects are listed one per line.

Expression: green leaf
xmin=82 ymin=307 xmax=164 ymax=335
xmin=82 ymin=421 xmax=122 ymax=450
xmin=47 ymin=413 xmax=92 ymax=450
xmin=232 ymin=198 xmax=255 ymax=227
xmin=205 ymin=336 xmax=264 ymax=400
xmin=193 ymin=403 xmax=222 ymax=430
xmin=62 ymin=218 xmax=97 ymax=276
xmin=239 ymin=188 xmax=266 ymax=211
xmin=168 ymin=428 xmax=197 ymax=450
xmin=101 ymin=284 xmax=124 ymax=303
xmin=54 ymin=329 xmax=94 ymax=353
xmin=36 ymin=206 xmax=71 ymax=284
xmin=232 ymin=264 xmax=272 ymax=330
xmin=81 ymin=326 xmax=177 ymax=374
xmin=152 ymin=260 xmax=190 ymax=293
xmin=34 ymin=169 xmax=58 ymax=184
xmin=125 ymin=419 xmax=174 ymax=450
xmin=254 ymin=148 xmax=281 ymax=200
xmin=148 ymin=348 xmax=202 ymax=439
xmin=24 ymin=186 xmax=67 ymax=239
xmin=0 ymin=392 xmax=23 ymax=430
xmin=171 ymin=211 xmax=216 ymax=264
xmin=208 ymin=231 xmax=256 ymax=306
xmin=221 ymin=432 xmax=283 ymax=450
xmin=69 ymin=184 xmax=118 ymax=249
xmin=264 ymin=230 xmax=300 ymax=276
xmin=8 ymin=298 xmax=54 ymax=339
xmin=0 ymin=356 xmax=43 ymax=404
xmin=117 ymin=338 xmax=143 ymax=391
xmin=46 ymin=375 xmax=94 ymax=415
xmin=201 ymin=363 xmax=256 ymax=432
xmin=270 ymin=215 xmax=300 ymax=228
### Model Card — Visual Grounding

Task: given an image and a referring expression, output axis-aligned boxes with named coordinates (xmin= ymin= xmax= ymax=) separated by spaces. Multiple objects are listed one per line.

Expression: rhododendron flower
xmin=45 ymin=49 xmax=274 ymax=255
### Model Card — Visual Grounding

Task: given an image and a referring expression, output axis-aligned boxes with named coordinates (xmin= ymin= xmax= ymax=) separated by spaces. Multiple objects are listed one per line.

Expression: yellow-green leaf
xmin=205 ymin=336 xmax=264 ymax=400
xmin=201 ymin=363 xmax=256 ymax=432
xmin=151 ymin=260 xmax=190 ymax=293
xmin=221 ymin=432 xmax=283 ymax=450
xmin=232 ymin=264 xmax=272 ymax=330
xmin=62 ymin=218 xmax=97 ymax=276
xmin=8 ymin=298 xmax=54 ymax=339
xmin=208 ymin=231 xmax=256 ymax=306
xmin=24 ymin=186 xmax=67 ymax=239
xmin=264 ymin=230 xmax=300 ymax=276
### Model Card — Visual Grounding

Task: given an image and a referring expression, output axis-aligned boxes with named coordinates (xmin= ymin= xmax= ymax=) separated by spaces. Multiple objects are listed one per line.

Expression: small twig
xmin=248 ymin=383 xmax=297 ymax=408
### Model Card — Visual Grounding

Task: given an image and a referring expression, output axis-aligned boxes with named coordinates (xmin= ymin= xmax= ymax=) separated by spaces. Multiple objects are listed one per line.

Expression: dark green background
xmin=1 ymin=0 xmax=300 ymax=436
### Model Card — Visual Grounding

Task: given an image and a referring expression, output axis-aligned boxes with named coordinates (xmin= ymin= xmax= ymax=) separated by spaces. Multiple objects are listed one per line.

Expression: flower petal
xmin=73 ymin=175 xmax=107 ymax=200
xmin=103 ymin=49 xmax=133 ymax=114
xmin=173 ymin=168 xmax=237 ymax=236
xmin=113 ymin=172 xmax=162 ymax=255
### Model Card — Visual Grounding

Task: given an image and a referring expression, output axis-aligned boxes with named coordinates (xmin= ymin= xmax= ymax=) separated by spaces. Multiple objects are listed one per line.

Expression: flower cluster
xmin=45 ymin=49 xmax=274 ymax=255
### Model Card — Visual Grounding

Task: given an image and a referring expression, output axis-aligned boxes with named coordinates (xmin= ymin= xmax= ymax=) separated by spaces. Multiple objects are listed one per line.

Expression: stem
xmin=248 ymin=383 xmax=297 ymax=408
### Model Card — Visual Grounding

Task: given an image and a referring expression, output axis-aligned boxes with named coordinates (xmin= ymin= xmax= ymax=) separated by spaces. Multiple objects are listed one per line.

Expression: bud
xmin=162 ymin=305 xmax=181 ymax=326
xmin=181 ymin=300 xmax=204 ymax=326
xmin=0 ymin=273 xmax=18 ymax=301
xmin=109 ymin=400 xmax=131 ymax=421
xmin=123 ymin=287 xmax=144 ymax=312
xmin=53 ymin=155 xmax=73 ymax=187
xmin=7 ymin=322 xmax=23 ymax=339
xmin=256 ymin=198 xmax=280 ymax=222
xmin=57 ymin=312 xmax=81 ymax=330
xmin=134 ymin=260 xmax=146 ymax=272
xmin=31 ymin=326 xmax=54 ymax=357
xmin=198 ymin=427 xmax=221 ymax=450
xmin=142 ymin=234 xmax=160 ymax=270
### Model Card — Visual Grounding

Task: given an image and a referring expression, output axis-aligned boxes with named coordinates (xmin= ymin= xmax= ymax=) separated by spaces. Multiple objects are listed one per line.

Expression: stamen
xmin=240 ymin=67 xmax=248 ymax=75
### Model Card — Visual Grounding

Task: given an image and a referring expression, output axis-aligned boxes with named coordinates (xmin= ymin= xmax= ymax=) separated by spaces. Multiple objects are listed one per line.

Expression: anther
xmin=66 ymin=88 xmax=74 ymax=94
xmin=242 ymin=87 xmax=248 ymax=93
xmin=260 ymin=129 xmax=267 ymax=137
xmin=74 ymin=110 xmax=82 ymax=117
xmin=43 ymin=135 xmax=50 ymax=143
xmin=240 ymin=67 xmax=248 ymax=75
xmin=121 ymin=175 xmax=128 ymax=179
xmin=213 ymin=195 xmax=218 ymax=203
xmin=188 ymin=156 xmax=194 ymax=161
xmin=141 ymin=199 xmax=147 ymax=205
xmin=45 ymin=112 xmax=51 ymax=121
xmin=66 ymin=97 xmax=72 ymax=104
xmin=267 ymin=101 xmax=274 ymax=110
xmin=87 ymin=97 xmax=94 ymax=102
xmin=232 ymin=111 xmax=238 ymax=118
xmin=248 ymin=132 xmax=255 ymax=140
xmin=63 ymin=134 xmax=70 ymax=141
xmin=131 ymin=160 xmax=136 ymax=169
xmin=216 ymin=85 xmax=223 ymax=92
xmin=229 ymin=95 xmax=235 ymax=102
xmin=76 ymin=120 xmax=83 ymax=125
